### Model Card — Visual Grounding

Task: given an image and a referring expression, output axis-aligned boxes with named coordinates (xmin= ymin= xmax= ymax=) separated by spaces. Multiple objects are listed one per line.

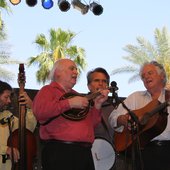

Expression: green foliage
xmin=0 ymin=2 xmax=20 ymax=82
xmin=111 ymin=26 xmax=170 ymax=85
xmin=28 ymin=28 xmax=87 ymax=84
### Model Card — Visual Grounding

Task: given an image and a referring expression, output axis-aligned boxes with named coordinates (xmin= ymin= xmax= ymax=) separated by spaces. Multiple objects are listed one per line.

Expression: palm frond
xmin=128 ymin=73 xmax=141 ymax=83
xmin=28 ymin=28 xmax=87 ymax=84
xmin=111 ymin=26 xmax=170 ymax=85
xmin=111 ymin=65 xmax=138 ymax=75
xmin=0 ymin=67 xmax=15 ymax=81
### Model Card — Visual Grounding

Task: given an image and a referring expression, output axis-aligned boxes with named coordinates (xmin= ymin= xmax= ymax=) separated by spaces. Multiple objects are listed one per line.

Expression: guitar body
xmin=114 ymin=99 xmax=168 ymax=152
xmin=60 ymin=93 xmax=90 ymax=121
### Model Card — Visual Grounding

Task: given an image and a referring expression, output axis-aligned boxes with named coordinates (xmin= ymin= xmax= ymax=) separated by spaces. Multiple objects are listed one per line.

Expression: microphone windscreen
xmin=111 ymin=81 xmax=117 ymax=87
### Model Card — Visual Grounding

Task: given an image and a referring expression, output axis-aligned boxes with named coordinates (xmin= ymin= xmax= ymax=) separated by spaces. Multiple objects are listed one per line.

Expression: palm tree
xmin=0 ymin=0 xmax=11 ymax=28
xmin=0 ymin=23 xmax=20 ymax=81
xmin=0 ymin=0 xmax=10 ymax=38
xmin=0 ymin=0 xmax=9 ymax=42
xmin=0 ymin=13 xmax=6 ymax=40
xmin=28 ymin=28 xmax=87 ymax=84
xmin=0 ymin=0 xmax=10 ymax=10
xmin=111 ymin=26 xmax=170 ymax=88
xmin=0 ymin=1 xmax=20 ymax=81
xmin=0 ymin=0 xmax=12 ymax=39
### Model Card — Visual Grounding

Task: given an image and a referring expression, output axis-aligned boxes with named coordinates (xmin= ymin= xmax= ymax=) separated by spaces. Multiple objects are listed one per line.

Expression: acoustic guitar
xmin=114 ymin=99 xmax=169 ymax=152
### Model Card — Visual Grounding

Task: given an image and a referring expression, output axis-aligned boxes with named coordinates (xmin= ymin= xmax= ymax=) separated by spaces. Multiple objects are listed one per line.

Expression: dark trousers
xmin=41 ymin=141 xmax=95 ymax=170
xmin=138 ymin=141 xmax=170 ymax=170
xmin=114 ymin=141 xmax=170 ymax=170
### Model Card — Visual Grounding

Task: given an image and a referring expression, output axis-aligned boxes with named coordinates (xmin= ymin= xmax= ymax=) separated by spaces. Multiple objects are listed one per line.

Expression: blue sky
xmin=2 ymin=0 xmax=170 ymax=97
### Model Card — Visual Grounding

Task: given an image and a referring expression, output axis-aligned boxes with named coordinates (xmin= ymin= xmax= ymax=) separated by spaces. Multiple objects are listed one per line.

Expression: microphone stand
xmin=111 ymin=88 xmax=143 ymax=170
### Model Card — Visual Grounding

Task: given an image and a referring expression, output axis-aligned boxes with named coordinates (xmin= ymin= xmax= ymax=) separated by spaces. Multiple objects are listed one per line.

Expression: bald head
xmin=49 ymin=59 xmax=77 ymax=82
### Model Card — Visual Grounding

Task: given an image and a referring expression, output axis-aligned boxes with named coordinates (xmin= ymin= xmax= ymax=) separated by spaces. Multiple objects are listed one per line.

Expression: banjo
xmin=91 ymin=137 xmax=115 ymax=170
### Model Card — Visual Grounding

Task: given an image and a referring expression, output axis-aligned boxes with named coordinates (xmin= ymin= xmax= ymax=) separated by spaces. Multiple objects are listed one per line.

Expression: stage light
xmin=58 ymin=0 xmax=70 ymax=12
xmin=90 ymin=1 xmax=103 ymax=15
xmin=42 ymin=0 xmax=54 ymax=9
xmin=26 ymin=0 xmax=37 ymax=7
xmin=9 ymin=0 xmax=21 ymax=5
xmin=71 ymin=0 xmax=89 ymax=15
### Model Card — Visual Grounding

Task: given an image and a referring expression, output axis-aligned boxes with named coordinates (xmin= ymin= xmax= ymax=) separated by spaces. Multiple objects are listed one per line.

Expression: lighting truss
xmin=9 ymin=0 xmax=103 ymax=15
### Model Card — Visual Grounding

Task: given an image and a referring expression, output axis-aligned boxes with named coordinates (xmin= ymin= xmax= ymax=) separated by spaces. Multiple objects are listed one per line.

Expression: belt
xmin=148 ymin=140 xmax=170 ymax=147
xmin=42 ymin=139 xmax=92 ymax=148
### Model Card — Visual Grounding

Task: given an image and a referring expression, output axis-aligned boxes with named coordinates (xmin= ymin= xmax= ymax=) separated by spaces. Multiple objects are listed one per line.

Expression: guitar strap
xmin=38 ymin=114 xmax=60 ymax=126
xmin=155 ymin=89 xmax=170 ymax=117
xmin=165 ymin=89 xmax=170 ymax=101
xmin=164 ymin=89 xmax=170 ymax=116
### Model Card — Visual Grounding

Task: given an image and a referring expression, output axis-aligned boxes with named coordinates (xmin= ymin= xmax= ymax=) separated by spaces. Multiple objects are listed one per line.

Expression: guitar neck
xmin=18 ymin=63 xmax=27 ymax=170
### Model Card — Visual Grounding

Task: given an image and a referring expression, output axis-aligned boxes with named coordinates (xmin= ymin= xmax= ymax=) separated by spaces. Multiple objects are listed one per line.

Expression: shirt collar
xmin=144 ymin=89 xmax=166 ymax=102
xmin=50 ymin=81 xmax=66 ymax=93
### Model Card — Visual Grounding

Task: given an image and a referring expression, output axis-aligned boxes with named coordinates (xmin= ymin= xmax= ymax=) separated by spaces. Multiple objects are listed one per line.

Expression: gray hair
xmin=48 ymin=59 xmax=74 ymax=81
xmin=140 ymin=61 xmax=167 ymax=86
xmin=48 ymin=59 xmax=64 ymax=81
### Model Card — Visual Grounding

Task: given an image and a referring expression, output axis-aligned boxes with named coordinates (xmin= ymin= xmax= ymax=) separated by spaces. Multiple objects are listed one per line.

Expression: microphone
xmin=110 ymin=81 xmax=119 ymax=106
xmin=110 ymin=81 xmax=119 ymax=91
xmin=0 ymin=115 xmax=14 ymax=125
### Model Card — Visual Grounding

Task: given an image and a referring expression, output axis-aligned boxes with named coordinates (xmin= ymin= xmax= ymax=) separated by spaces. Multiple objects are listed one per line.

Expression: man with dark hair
xmin=87 ymin=67 xmax=116 ymax=170
xmin=87 ymin=67 xmax=110 ymax=86
xmin=0 ymin=80 xmax=37 ymax=170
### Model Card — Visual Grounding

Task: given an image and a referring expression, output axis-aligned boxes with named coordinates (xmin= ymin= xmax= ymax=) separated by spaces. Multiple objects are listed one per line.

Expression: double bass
xmin=8 ymin=64 xmax=37 ymax=170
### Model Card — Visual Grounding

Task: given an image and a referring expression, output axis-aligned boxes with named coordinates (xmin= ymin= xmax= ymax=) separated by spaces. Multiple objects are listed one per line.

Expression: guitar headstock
xmin=18 ymin=63 xmax=26 ymax=90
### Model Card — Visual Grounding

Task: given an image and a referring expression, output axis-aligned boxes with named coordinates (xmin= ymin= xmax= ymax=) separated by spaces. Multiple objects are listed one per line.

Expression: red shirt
xmin=33 ymin=82 xmax=102 ymax=143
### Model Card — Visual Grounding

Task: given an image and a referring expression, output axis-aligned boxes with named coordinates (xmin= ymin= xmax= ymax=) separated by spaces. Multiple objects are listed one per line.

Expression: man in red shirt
xmin=33 ymin=59 xmax=109 ymax=170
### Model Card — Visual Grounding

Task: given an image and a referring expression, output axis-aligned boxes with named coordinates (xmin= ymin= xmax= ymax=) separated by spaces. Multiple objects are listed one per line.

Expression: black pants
xmin=114 ymin=141 xmax=170 ymax=170
xmin=41 ymin=141 xmax=95 ymax=170
xmin=138 ymin=141 xmax=170 ymax=170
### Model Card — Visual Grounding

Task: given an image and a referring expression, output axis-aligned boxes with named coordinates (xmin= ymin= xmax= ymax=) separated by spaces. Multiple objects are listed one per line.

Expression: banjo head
xmin=91 ymin=137 xmax=115 ymax=170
